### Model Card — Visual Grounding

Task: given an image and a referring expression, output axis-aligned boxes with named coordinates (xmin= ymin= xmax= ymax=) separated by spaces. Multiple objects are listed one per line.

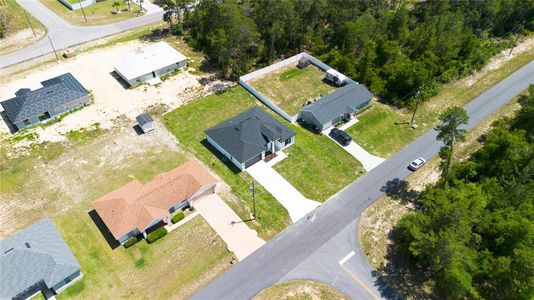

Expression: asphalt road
xmin=0 ymin=0 xmax=163 ymax=68
xmin=194 ymin=59 xmax=534 ymax=300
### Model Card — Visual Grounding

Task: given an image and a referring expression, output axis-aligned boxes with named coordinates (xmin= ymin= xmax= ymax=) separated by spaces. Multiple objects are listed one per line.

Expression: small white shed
xmin=325 ymin=69 xmax=347 ymax=86
xmin=136 ymin=113 xmax=154 ymax=133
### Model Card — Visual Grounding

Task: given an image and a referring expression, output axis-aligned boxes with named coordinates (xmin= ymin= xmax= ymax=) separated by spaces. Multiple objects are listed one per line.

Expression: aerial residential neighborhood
xmin=0 ymin=1 xmax=533 ymax=300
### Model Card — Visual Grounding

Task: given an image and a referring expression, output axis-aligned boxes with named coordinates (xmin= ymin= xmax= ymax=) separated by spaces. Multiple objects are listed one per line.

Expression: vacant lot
xmin=0 ymin=0 xmax=45 ymax=55
xmin=0 ymin=120 xmax=233 ymax=298
xmin=40 ymin=0 xmax=144 ymax=25
xmin=248 ymin=64 xmax=336 ymax=116
xmin=163 ymin=86 xmax=363 ymax=238
xmin=253 ymin=280 xmax=350 ymax=300
xmin=346 ymin=36 xmax=534 ymax=158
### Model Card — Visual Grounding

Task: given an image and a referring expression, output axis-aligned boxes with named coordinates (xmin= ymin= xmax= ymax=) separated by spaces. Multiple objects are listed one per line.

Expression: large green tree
xmin=436 ymin=106 xmax=469 ymax=183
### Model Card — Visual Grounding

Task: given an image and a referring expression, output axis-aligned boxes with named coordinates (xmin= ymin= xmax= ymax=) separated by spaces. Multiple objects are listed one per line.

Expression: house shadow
xmin=0 ymin=111 xmax=17 ymax=134
xmin=200 ymin=139 xmax=242 ymax=175
xmin=133 ymin=125 xmax=145 ymax=136
xmin=109 ymin=71 xmax=130 ymax=90
xmin=88 ymin=209 xmax=121 ymax=250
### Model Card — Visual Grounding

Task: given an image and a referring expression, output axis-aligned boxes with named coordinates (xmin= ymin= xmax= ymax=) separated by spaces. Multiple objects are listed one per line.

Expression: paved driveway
xmin=325 ymin=132 xmax=385 ymax=171
xmin=247 ymin=161 xmax=321 ymax=223
xmin=195 ymin=194 xmax=265 ymax=261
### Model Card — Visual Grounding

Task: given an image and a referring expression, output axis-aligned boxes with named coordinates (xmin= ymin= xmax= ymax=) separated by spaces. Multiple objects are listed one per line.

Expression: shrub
xmin=123 ymin=236 xmax=138 ymax=248
xmin=171 ymin=212 xmax=185 ymax=224
xmin=146 ymin=227 xmax=167 ymax=244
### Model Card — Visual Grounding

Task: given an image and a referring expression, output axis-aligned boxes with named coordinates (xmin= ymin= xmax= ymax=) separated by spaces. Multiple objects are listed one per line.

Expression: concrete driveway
xmin=246 ymin=161 xmax=321 ymax=223
xmin=325 ymin=131 xmax=385 ymax=171
xmin=195 ymin=194 xmax=265 ymax=261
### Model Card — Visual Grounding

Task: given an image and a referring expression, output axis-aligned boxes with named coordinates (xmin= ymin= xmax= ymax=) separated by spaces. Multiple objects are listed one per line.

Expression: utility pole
xmin=79 ymin=1 xmax=87 ymax=23
xmin=410 ymin=87 xmax=423 ymax=129
xmin=249 ymin=180 xmax=256 ymax=220
xmin=48 ymin=35 xmax=59 ymax=61
xmin=22 ymin=9 xmax=36 ymax=38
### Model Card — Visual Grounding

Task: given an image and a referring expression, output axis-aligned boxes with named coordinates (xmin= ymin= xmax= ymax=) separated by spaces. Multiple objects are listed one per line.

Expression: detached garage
xmin=114 ymin=42 xmax=187 ymax=86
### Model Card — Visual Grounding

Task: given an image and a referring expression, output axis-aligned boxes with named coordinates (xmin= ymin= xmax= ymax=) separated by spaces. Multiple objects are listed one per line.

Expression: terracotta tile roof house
xmin=93 ymin=160 xmax=216 ymax=244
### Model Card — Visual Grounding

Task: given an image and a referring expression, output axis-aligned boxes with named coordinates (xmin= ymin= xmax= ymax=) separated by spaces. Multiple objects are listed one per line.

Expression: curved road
xmin=194 ymin=60 xmax=534 ymax=300
xmin=0 ymin=0 xmax=163 ymax=68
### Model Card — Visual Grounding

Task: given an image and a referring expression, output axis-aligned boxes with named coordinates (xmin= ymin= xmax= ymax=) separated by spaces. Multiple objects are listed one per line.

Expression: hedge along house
xmin=92 ymin=160 xmax=216 ymax=244
xmin=205 ymin=107 xmax=296 ymax=171
xmin=0 ymin=218 xmax=82 ymax=300
xmin=0 ymin=73 xmax=90 ymax=132
xmin=299 ymin=83 xmax=373 ymax=133
xmin=114 ymin=41 xmax=187 ymax=86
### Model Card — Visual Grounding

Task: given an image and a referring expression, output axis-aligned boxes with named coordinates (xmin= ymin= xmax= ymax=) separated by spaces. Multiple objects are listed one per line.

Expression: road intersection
xmin=0 ymin=0 xmax=163 ymax=68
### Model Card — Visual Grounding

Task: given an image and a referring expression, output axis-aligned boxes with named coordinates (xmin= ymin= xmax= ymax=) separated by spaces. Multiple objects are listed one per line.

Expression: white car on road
xmin=408 ymin=157 xmax=426 ymax=171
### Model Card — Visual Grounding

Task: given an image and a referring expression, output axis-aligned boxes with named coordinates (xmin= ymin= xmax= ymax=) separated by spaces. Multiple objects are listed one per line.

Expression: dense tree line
xmin=163 ymin=0 xmax=534 ymax=106
xmin=396 ymin=86 xmax=534 ymax=299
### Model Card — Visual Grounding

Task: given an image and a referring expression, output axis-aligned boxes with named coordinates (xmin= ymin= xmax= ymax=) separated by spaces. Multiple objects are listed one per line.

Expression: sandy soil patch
xmin=0 ymin=39 xmax=231 ymax=144
xmin=254 ymin=280 xmax=350 ymax=300
xmin=462 ymin=35 xmax=534 ymax=87
xmin=0 ymin=28 xmax=46 ymax=56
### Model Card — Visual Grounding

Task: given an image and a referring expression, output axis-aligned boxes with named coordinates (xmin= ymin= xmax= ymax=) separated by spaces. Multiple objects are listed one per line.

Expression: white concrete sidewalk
xmin=164 ymin=211 xmax=199 ymax=232
xmin=247 ymin=161 xmax=321 ymax=223
xmin=326 ymin=133 xmax=385 ymax=171
xmin=195 ymin=194 xmax=265 ymax=261
xmin=338 ymin=117 xmax=360 ymax=131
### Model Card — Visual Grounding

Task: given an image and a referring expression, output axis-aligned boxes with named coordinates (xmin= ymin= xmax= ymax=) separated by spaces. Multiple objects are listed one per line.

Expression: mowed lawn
xmin=163 ymin=86 xmax=363 ymax=235
xmin=0 ymin=125 xmax=233 ymax=298
xmin=248 ymin=65 xmax=336 ymax=116
xmin=346 ymin=43 xmax=534 ymax=158
xmin=40 ymin=0 xmax=144 ymax=25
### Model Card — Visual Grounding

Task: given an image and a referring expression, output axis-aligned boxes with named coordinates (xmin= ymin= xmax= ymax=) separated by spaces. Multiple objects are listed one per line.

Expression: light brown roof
xmin=93 ymin=160 xmax=216 ymax=239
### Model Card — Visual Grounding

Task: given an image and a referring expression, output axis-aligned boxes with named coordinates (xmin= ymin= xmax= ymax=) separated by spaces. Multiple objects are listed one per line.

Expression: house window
xmin=23 ymin=119 xmax=31 ymax=125
xmin=285 ymin=137 xmax=292 ymax=145
xmin=64 ymin=276 xmax=72 ymax=284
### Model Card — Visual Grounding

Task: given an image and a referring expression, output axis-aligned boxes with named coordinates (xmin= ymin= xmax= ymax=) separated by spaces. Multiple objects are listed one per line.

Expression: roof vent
xmin=3 ymin=248 xmax=14 ymax=254
xmin=15 ymin=88 xmax=31 ymax=97
xmin=25 ymin=242 xmax=31 ymax=248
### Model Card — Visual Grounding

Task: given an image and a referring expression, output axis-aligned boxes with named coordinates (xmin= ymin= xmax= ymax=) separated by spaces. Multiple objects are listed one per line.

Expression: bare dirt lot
xmin=0 ymin=39 xmax=231 ymax=144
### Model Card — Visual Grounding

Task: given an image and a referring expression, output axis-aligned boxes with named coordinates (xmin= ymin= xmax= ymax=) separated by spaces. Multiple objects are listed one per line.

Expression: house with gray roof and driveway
xmin=299 ymin=83 xmax=373 ymax=133
xmin=205 ymin=107 xmax=296 ymax=171
xmin=0 ymin=73 xmax=90 ymax=132
xmin=0 ymin=218 xmax=82 ymax=300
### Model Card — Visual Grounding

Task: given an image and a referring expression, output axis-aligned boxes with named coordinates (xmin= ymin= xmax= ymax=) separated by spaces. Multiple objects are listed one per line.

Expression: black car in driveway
xmin=329 ymin=128 xmax=352 ymax=146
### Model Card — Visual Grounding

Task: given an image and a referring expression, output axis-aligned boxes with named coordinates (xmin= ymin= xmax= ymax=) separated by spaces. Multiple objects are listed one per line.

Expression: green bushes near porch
xmin=123 ymin=236 xmax=139 ymax=248
xmin=146 ymin=227 xmax=167 ymax=244
xmin=171 ymin=212 xmax=185 ymax=224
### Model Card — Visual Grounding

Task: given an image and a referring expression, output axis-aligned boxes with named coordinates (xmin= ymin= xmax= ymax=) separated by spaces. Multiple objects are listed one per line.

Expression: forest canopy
xmin=396 ymin=86 xmax=534 ymax=299
xmin=163 ymin=0 xmax=534 ymax=106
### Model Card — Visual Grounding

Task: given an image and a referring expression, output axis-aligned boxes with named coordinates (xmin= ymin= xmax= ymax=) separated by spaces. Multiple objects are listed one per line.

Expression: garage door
xmin=244 ymin=153 xmax=262 ymax=169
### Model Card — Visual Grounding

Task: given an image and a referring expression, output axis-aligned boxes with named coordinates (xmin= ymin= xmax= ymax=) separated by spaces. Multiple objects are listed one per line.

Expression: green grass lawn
xmin=248 ymin=65 xmax=336 ymax=116
xmin=346 ymin=41 xmax=534 ymax=158
xmin=163 ymin=87 xmax=291 ymax=240
xmin=162 ymin=86 xmax=364 ymax=238
xmin=55 ymin=214 xmax=232 ymax=299
xmin=40 ymin=0 xmax=145 ymax=25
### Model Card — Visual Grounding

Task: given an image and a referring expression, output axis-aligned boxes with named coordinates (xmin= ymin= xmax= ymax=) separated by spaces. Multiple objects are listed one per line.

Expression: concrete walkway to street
xmin=164 ymin=211 xmax=199 ymax=233
xmin=247 ymin=161 xmax=321 ymax=223
xmin=195 ymin=194 xmax=265 ymax=261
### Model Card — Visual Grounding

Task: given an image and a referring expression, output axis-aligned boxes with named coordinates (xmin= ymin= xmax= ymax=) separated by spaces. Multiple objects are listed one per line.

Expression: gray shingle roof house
xmin=0 ymin=218 xmax=82 ymax=300
xmin=1 ymin=73 xmax=90 ymax=131
xmin=205 ymin=107 xmax=296 ymax=171
xmin=299 ymin=83 xmax=372 ymax=132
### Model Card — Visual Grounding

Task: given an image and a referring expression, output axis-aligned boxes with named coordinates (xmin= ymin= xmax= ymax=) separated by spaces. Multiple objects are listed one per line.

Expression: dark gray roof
xmin=0 ymin=218 xmax=81 ymax=299
xmin=205 ymin=107 xmax=295 ymax=163
xmin=136 ymin=113 xmax=153 ymax=126
xmin=1 ymin=73 xmax=89 ymax=124
xmin=301 ymin=83 xmax=372 ymax=124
